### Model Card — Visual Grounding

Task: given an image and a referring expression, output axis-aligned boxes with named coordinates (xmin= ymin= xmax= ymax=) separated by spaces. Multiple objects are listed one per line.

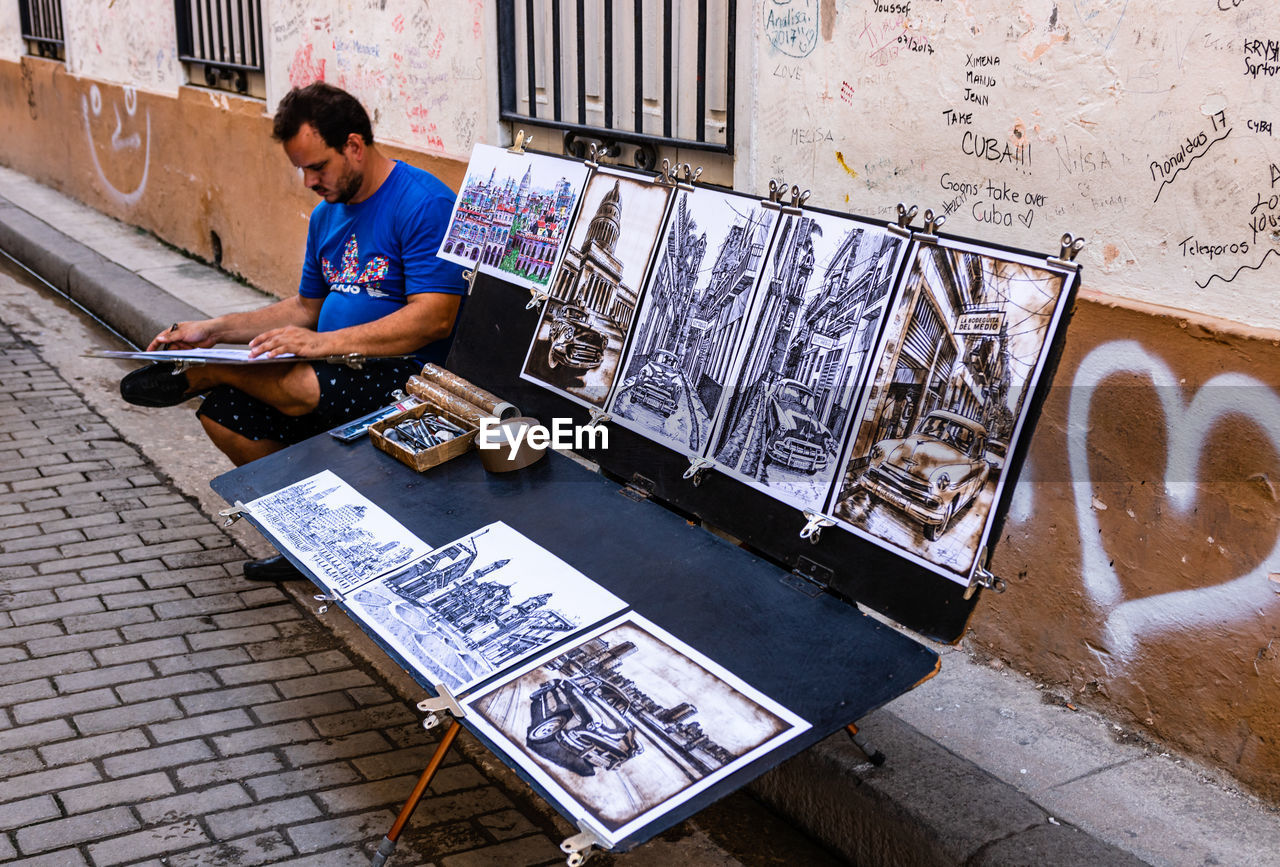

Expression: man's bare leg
xmin=186 ymin=361 xmax=322 ymax=417
xmin=200 ymin=416 xmax=285 ymax=467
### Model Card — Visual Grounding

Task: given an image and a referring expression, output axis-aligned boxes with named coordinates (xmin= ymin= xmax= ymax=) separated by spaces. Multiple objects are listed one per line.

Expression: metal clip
xmin=218 ymin=502 xmax=248 ymax=527
xmin=416 ymin=684 xmax=466 ymax=730
xmin=585 ymin=142 xmax=613 ymax=167
xmin=560 ymin=824 xmax=610 ymax=866
xmin=526 ymin=289 xmax=550 ymax=310
xmin=781 ymin=186 xmax=810 ymax=214
xmin=676 ymin=163 xmax=702 ymax=190
xmin=889 ymin=202 xmax=918 ymax=238
xmin=507 ymin=129 xmax=532 ymax=154
xmin=654 ymin=158 xmax=676 ymax=186
xmin=1047 ymin=233 xmax=1086 ymax=270
xmin=312 ymin=592 xmax=337 ymax=615
xmin=917 ymin=208 xmax=946 ymax=242
xmin=963 ymin=548 xmax=1008 ymax=599
xmin=586 ymin=407 xmax=611 ymax=426
xmin=322 ymin=353 xmax=367 ymax=369
xmin=463 ymin=269 xmax=478 ymax=295
xmin=799 ymin=510 xmax=835 ymax=544
xmin=682 ymin=456 xmax=715 ymax=485
xmin=763 ymin=178 xmax=787 ymax=209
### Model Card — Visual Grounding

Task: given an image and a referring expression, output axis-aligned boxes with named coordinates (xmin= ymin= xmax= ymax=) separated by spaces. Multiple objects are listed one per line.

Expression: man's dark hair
xmin=272 ymin=82 xmax=374 ymax=149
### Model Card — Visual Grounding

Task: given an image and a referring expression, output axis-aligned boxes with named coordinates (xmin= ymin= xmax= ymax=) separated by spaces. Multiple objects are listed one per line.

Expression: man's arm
xmin=246 ymin=292 xmax=462 ymax=358
xmin=145 ymin=295 xmax=321 ymax=351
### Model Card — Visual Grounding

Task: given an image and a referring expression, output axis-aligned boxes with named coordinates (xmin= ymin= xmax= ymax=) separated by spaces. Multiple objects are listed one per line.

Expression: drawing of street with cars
xmin=465 ymin=615 xmax=808 ymax=843
xmin=830 ymin=241 xmax=1068 ymax=575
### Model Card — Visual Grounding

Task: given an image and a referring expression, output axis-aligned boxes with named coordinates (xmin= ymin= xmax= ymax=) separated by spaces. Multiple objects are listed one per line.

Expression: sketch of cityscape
xmin=708 ymin=214 xmax=906 ymax=512
xmin=465 ymin=614 xmax=808 ymax=845
xmin=521 ymin=168 xmax=674 ymax=408
xmin=609 ymin=189 xmax=777 ymax=453
xmin=828 ymin=241 xmax=1071 ymax=579
xmin=345 ymin=522 xmax=626 ymax=693
xmin=437 ymin=144 xmax=590 ymax=290
xmin=244 ymin=470 xmax=430 ymax=595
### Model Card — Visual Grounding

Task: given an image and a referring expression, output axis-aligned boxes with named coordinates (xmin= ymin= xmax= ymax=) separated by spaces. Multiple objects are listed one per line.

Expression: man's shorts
xmin=196 ymin=358 xmax=423 ymax=445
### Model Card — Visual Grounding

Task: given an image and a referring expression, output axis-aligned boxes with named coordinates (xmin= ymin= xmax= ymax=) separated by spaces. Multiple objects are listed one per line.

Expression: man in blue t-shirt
xmin=121 ymin=83 xmax=466 ymax=579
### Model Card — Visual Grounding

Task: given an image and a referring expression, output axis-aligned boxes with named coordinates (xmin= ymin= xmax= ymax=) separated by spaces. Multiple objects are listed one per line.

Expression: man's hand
xmin=146 ymin=321 xmax=217 ymax=351
xmin=247 ymin=325 xmax=336 ymax=359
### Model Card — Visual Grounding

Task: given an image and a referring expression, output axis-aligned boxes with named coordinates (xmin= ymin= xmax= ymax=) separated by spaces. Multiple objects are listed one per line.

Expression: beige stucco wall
xmin=746 ymin=0 xmax=1280 ymax=331
xmin=0 ymin=0 xmax=1276 ymax=802
xmin=978 ymin=295 xmax=1280 ymax=800
xmin=63 ymin=0 xmax=182 ymax=93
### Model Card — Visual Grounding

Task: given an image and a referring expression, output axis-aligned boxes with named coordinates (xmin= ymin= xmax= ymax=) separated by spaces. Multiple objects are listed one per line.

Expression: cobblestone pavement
xmin=0 ymin=320 xmax=579 ymax=865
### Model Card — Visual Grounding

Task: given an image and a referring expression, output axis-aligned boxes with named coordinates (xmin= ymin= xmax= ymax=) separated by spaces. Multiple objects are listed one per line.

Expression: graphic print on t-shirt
xmin=323 ymin=234 xmax=391 ymax=299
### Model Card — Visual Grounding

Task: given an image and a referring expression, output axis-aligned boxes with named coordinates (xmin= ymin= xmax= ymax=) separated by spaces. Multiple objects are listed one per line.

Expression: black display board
xmin=212 ymin=428 xmax=938 ymax=851
xmin=449 ymin=273 xmax=999 ymax=642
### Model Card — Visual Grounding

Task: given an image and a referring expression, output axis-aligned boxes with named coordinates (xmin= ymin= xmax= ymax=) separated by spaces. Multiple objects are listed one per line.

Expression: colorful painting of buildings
xmin=439 ymin=146 xmax=589 ymax=289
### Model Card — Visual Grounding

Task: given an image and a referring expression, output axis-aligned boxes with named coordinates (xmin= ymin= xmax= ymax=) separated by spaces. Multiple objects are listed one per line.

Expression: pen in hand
xmin=156 ymin=322 xmax=180 ymax=350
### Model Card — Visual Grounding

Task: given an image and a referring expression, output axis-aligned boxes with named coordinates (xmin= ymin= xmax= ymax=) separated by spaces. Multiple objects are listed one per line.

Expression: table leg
xmin=371 ymin=718 xmax=463 ymax=866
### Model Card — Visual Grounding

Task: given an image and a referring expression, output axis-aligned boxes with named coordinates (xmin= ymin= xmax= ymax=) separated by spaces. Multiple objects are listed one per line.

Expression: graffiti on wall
xmin=81 ymin=85 xmax=150 ymax=207
xmin=1006 ymin=340 xmax=1280 ymax=665
xmin=750 ymin=0 xmax=1280 ymax=331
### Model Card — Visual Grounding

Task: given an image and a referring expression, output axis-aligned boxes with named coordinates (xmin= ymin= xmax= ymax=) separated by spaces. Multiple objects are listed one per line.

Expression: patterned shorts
xmin=196 ymin=359 xmax=423 ymax=445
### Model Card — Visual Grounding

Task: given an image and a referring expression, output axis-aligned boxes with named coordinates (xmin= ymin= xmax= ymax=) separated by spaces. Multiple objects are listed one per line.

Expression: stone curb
xmin=0 ymin=195 xmax=204 ymax=349
xmin=0 ymin=190 xmax=1149 ymax=867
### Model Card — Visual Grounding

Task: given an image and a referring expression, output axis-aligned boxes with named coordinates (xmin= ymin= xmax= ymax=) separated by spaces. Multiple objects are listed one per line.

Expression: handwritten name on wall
xmin=765 ymin=0 xmax=819 ymax=58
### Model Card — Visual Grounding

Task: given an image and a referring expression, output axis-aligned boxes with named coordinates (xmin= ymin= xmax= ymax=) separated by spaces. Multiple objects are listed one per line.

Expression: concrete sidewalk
xmin=2 ymin=164 xmax=1278 ymax=866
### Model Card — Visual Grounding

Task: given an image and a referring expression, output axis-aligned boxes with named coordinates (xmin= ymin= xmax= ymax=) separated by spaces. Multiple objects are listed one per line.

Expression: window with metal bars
xmin=496 ymin=0 xmax=737 ymax=171
xmin=18 ymin=0 xmax=65 ymax=60
xmin=173 ymin=0 xmax=265 ymax=97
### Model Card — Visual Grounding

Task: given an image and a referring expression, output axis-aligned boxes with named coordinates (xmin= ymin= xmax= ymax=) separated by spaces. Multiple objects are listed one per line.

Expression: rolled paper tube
xmin=405 ymin=377 xmax=489 ymax=426
xmin=420 ymin=364 xmax=520 ymax=420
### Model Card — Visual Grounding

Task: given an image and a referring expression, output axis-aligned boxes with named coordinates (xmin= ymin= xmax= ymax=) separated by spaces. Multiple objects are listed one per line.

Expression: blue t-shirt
xmin=299 ymin=161 xmax=466 ymax=364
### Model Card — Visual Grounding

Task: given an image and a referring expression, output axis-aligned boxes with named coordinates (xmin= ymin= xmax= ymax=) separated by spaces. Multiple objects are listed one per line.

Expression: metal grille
xmin=497 ymin=0 xmax=736 ymax=164
xmin=173 ymin=0 xmax=264 ymax=94
xmin=18 ymin=0 xmax=65 ymax=59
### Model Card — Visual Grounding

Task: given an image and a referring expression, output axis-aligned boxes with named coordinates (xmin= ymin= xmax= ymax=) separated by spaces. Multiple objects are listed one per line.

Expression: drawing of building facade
xmin=256 ymin=479 xmax=417 ymax=585
xmin=550 ymin=180 xmax=638 ymax=329
xmin=630 ymin=193 xmax=706 ymax=363
xmin=854 ymin=247 xmax=1016 ymax=460
xmin=790 ymin=230 xmax=900 ymax=432
xmin=684 ymin=211 xmax=773 ymax=405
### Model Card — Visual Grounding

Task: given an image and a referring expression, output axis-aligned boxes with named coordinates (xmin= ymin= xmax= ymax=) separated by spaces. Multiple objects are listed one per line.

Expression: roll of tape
xmin=476 ymin=416 xmax=546 ymax=472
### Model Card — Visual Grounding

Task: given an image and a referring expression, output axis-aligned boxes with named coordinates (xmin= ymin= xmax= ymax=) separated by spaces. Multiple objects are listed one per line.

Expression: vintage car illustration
xmin=526 ymin=677 xmax=643 ymax=776
xmin=859 ymin=409 xmax=991 ymax=540
xmin=628 ymin=349 xmax=683 ymax=417
xmin=761 ymin=378 xmax=833 ymax=474
xmin=546 ymin=304 xmax=607 ymax=371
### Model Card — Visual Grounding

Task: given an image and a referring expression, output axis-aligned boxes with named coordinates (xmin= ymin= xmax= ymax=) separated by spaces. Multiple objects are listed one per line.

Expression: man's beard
xmin=329 ymin=166 xmax=364 ymax=204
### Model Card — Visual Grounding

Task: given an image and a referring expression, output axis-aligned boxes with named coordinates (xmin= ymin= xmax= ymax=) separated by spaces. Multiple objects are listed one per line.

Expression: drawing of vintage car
xmin=546 ymin=304 xmax=607 ymax=371
xmin=628 ymin=349 xmax=682 ymax=417
xmin=860 ymin=409 xmax=990 ymax=541
xmin=526 ymin=677 xmax=642 ymax=776
xmin=761 ymin=378 xmax=833 ymax=474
